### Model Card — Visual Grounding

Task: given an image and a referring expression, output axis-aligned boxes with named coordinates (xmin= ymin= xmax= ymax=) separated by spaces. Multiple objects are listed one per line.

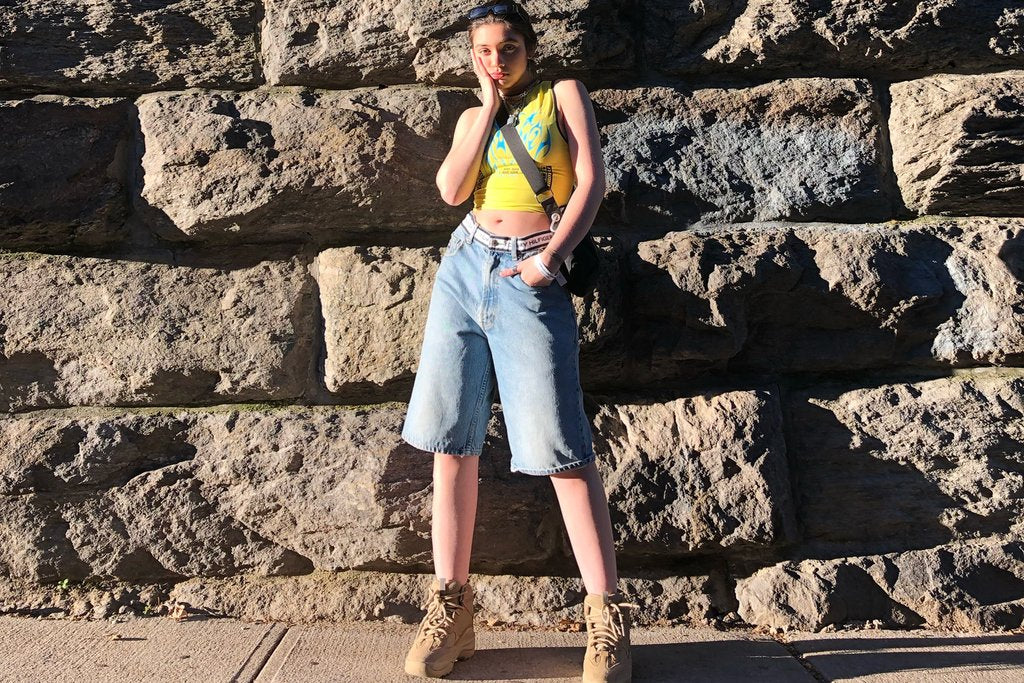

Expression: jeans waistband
xmin=458 ymin=212 xmax=553 ymax=260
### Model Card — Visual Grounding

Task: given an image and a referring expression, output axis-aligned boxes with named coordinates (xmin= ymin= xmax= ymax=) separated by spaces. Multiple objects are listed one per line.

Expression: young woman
xmin=401 ymin=3 xmax=637 ymax=681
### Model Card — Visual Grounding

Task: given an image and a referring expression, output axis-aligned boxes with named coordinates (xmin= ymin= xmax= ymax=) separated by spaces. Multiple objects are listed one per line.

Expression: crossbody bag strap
xmin=498 ymin=120 xmax=563 ymax=227
xmin=498 ymin=118 xmax=572 ymax=285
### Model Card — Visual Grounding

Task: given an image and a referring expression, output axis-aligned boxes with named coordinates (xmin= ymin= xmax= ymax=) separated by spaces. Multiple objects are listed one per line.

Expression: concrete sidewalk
xmin=1 ymin=615 xmax=1023 ymax=682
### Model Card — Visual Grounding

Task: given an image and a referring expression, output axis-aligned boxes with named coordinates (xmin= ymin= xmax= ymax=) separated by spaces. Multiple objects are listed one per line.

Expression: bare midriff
xmin=471 ymin=208 xmax=551 ymax=237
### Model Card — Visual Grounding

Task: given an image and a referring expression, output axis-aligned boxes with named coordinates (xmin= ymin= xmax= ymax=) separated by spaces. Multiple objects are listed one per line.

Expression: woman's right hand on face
xmin=470 ymin=48 xmax=501 ymax=110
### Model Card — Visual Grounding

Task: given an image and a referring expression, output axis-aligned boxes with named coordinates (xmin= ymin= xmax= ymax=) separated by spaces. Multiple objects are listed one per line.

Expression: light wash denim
xmin=401 ymin=211 xmax=595 ymax=475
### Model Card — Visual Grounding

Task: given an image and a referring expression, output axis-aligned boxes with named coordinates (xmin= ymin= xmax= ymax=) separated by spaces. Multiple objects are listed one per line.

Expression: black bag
xmin=497 ymin=110 xmax=600 ymax=297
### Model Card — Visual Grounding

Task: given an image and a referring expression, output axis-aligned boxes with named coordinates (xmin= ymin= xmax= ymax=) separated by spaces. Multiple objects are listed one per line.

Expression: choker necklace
xmin=499 ymin=77 xmax=539 ymax=125
xmin=500 ymin=77 xmax=539 ymax=105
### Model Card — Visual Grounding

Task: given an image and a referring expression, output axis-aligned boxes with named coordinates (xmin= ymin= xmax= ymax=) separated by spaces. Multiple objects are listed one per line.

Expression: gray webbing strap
xmin=499 ymin=119 xmax=573 ymax=284
xmin=499 ymin=120 xmax=562 ymax=226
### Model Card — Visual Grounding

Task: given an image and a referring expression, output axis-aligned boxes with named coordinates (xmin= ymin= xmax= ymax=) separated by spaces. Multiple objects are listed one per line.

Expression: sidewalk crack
xmin=232 ymin=623 xmax=290 ymax=683
xmin=771 ymin=633 xmax=831 ymax=683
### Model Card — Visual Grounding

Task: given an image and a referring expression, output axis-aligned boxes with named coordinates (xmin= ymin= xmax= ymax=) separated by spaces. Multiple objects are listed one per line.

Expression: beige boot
xmin=582 ymin=591 xmax=640 ymax=683
xmin=404 ymin=577 xmax=476 ymax=678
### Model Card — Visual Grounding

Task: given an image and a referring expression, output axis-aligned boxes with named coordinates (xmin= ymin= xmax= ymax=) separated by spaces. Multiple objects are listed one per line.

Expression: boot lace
xmin=419 ymin=587 xmax=466 ymax=647
xmin=586 ymin=599 xmax=641 ymax=657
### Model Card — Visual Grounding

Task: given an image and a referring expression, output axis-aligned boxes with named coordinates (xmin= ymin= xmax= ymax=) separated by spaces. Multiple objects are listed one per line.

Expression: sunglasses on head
xmin=468 ymin=3 xmax=527 ymax=21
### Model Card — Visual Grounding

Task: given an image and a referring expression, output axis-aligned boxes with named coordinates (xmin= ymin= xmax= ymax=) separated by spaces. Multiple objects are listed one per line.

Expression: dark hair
xmin=467 ymin=2 xmax=539 ymax=72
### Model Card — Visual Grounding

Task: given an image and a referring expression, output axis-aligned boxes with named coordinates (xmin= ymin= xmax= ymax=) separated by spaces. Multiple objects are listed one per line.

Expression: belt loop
xmin=511 ymin=236 xmax=518 ymax=259
xmin=466 ymin=212 xmax=479 ymax=243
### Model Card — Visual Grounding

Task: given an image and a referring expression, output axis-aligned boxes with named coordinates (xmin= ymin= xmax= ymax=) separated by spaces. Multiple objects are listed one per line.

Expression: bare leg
xmin=432 ymin=453 xmax=480 ymax=585
xmin=549 ymin=461 xmax=618 ymax=594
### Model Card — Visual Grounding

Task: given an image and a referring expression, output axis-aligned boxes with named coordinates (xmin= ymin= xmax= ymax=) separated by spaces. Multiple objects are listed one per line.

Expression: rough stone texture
xmin=318 ymin=245 xmax=443 ymax=394
xmin=169 ymin=569 xmax=736 ymax=628
xmin=190 ymin=405 xmax=572 ymax=575
xmin=321 ymin=218 xmax=1024 ymax=394
xmin=261 ymin=1 xmax=1024 ymax=85
xmin=0 ymin=414 xmax=313 ymax=584
xmin=0 ymin=1 xmax=261 ymax=95
xmin=594 ymin=78 xmax=890 ymax=229
xmin=626 ymin=218 xmax=1024 ymax=385
xmin=137 ymin=86 xmax=472 ymax=242
xmin=737 ymin=540 xmax=1024 ymax=632
xmin=4 ymin=0 xmax=1024 ymax=636
xmin=930 ymin=221 xmax=1024 ymax=365
xmin=591 ymin=388 xmax=796 ymax=558
xmin=0 ymin=97 xmax=131 ymax=250
xmin=695 ymin=1 xmax=1024 ymax=77
xmin=318 ymin=236 xmax=624 ymax=397
xmin=261 ymin=0 xmax=634 ymax=88
xmin=639 ymin=0 xmax=736 ymax=76
xmin=0 ymin=253 xmax=314 ymax=411
xmin=0 ymin=405 xmax=569 ymax=580
xmin=7 ymin=1 xmax=1015 ymax=93
xmin=138 ymin=81 xmax=891 ymax=242
xmin=0 ymin=392 xmax=791 ymax=584
xmin=0 ymin=575 xmax=170 ymax=620
xmin=890 ymin=72 xmax=1024 ymax=217
xmin=784 ymin=373 xmax=1024 ymax=559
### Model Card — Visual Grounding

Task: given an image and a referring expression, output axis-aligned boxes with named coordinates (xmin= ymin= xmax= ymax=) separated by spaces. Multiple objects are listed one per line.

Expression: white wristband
xmin=533 ymin=253 xmax=557 ymax=280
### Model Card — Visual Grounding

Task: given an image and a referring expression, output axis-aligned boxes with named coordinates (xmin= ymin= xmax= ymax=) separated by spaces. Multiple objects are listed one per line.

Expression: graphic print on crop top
xmin=472 ymin=80 xmax=575 ymax=213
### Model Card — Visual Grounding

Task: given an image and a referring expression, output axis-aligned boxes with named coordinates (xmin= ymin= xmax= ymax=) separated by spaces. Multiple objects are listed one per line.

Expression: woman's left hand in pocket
xmin=500 ymin=255 xmax=553 ymax=287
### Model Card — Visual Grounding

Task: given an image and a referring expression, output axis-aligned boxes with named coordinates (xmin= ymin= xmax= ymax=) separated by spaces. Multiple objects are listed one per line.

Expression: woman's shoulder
xmin=549 ymin=78 xmax=593 ymax=111
xmin=549 ymin=78 xmax=588 ymax=94
xmin=549 ymin=78 xmax=593 ymax=112
xmin=456 ymin=104 xmax=487 ymax=128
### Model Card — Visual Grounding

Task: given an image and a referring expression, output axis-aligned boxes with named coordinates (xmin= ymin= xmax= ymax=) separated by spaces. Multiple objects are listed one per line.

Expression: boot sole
xmin=404 ymin=629 xmax=476 ymax=678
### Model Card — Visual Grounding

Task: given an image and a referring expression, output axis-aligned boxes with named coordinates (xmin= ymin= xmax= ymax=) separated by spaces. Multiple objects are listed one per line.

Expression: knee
xmin=433 ymin=452 xmax=480 ymax=470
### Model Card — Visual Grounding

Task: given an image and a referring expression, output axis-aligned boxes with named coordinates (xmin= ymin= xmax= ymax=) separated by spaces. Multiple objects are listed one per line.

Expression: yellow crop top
xmin=472 ymin=79 xmax=575 ymax=213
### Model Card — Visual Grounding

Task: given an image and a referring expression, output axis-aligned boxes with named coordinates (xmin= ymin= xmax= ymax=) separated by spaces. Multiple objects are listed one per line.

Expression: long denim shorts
xmin=401 ymin=211 xmax=596 ymax=475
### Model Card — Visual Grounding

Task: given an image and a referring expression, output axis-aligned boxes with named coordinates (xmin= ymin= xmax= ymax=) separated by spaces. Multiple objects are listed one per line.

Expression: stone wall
xmin=1 ymin=1 xmax=1023 ymax=632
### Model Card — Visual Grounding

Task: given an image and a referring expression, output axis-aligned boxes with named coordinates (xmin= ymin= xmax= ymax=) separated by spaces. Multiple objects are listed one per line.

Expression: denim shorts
xmin=401 ymin=211 xmax=596 ymax=475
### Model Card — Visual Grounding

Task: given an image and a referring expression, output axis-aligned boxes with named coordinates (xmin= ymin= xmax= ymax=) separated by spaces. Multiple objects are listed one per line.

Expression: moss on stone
xmin=0 ymin=249 xmax=50 ymax=260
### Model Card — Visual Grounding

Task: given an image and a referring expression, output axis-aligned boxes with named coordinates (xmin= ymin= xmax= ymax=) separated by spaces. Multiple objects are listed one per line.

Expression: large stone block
xmin=695 ymin=1 xmax=1024 ymax=77
xmin=0 ymin=413 xmax=313 ymax=583
xmin=0 ymin=1 xmax=261 ymax=94
xmin=626 ymin=218 xmax=1024 ymax=383
xmin=890 ymin=71 xmax=1024 ymax=217
xmin=137 ymin=87 xmax=471 ymax=242
xmin=737 ymin=540 xmax=1024 ymax=632
xmin=319 ymin=218 xmax=1023 ymax=393
xmin=0 ymin=391 xmax=792 ymax=583
xmin=595 ymin=78 xmax=890 ymax=228
xmin=0 ymin=406 xmax=567 ymax=581
xmin=784 ymin=373 xmax=1024 ymax=558
xmin=0 ymin=1 xmax=260 ymax=94
xmin=261 ymin=0 xmax=634 ymax=88
xmin=318 ymin=245 xmax=443 ymax=395
xmin=0 ymin=252 xmax=314 ymax=411
xmin=317 ymin=238 xmax=622 ymax=397
xmin=139 ymin=80 xmax=890 ymax=241
xmin=0 ymin=96 xmax=131 ymax=249
xmin=592 ymin=388 xmax=796 ymax=558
